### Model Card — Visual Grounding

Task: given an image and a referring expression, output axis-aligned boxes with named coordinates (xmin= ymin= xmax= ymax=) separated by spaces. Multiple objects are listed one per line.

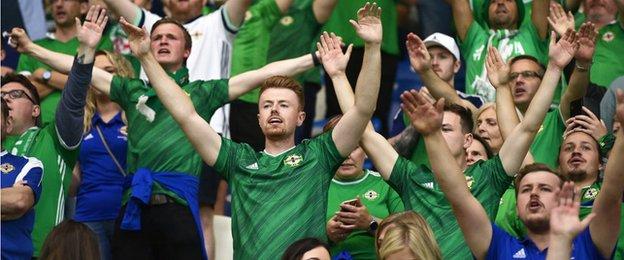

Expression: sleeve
xmin=21 ymin=158 xmax=43 ymax=203
xmin=108 ymin=75 xmax=133 ymax=110
xmin=387 ymin=157 xmax=417 ymax=195
xmin=386 ymin=184 xmax=405 ymax=213
xmin=308 ymin=130 xmax=345 ymax=177
xmin=459 ymin=21 xmax=488 ymax=59
xmin=139 ymin=9 xmax=163 ymax=32
xmin=213 ymin=137 xmax=243 ymax=182
xmin=193 ymin=79 xmax=230 ymax=120
xmin=219 ymin=6 xmax=240 ymax=34
xmin=55 ymin=57 xmax=94 ymax=150
xmin=475 ymin=155 xmax=514 ymax=197
xmin=486 ymin=223 xmax=512 ymax=259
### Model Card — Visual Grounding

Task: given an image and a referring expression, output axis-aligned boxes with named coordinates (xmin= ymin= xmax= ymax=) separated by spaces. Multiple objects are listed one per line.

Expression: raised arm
xmin=547 ymin=182 xmax=596 ymax=260
xmin=9 ymin=28 xmax=113 ymax=96
xmin=402 ymin=90 xmax=492 ymax=259
xmin=589 ymin=89 xmax=624 ymax=258
xmin=227 ymin=53 xmax=314 ymax=101
xmin=485 ymin=46 xmax=520 ymax=140
xmin=102 ymin=0 xmax=141 ymax=25
xmin=406 ymin=33 xmax=477 ymax=113
xmin=119 ymin=18 xmax=222 ymax=166
xmin=560 ymin=22 xmax=598 ymax=120
xmin=312 ymin=0 xmax=340 ymax=23
xmin=330 ymin=3 xmax=382 ymax=157
xmin=450 ymin=0 xmax=474 ymax=41
xmin=532 ymin=0 xmax=551 ymax=39
xmin=225 ymin=0 xmax=253 ymax=27
xmin=497 ymin=31 xmax=578 ymax=176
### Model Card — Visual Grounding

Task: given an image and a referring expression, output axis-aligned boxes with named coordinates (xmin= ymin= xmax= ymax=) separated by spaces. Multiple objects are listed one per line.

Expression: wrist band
xmin=311 ymin=52 xmax=321 ymax=66
xmin=575 ymin=62 xmax=590 ymax=72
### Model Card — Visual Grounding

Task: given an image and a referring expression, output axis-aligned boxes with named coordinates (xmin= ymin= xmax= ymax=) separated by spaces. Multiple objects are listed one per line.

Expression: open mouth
xmin=528 ymin=200 xmax=543 ymax=212
xmin=157 ymin=49 xmax=171 ymax=54
xmin=268 ymin=117 xmax=283 ymax=125
xmin=568 ymin=156 xmax=585 ymax=166
xmin=514 ymin=87 xmax=526 ymax=97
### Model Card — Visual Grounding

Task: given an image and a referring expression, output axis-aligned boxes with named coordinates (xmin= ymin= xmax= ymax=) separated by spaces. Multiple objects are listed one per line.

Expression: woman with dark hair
xmin=39 ymin=219 xmax=100 ymax=260
xmin=282 ymin=238 xmax=331 ymax=260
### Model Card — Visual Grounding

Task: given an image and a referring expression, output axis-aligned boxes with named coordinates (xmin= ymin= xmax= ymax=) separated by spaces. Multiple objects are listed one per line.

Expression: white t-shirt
xmin=140 ymin=8 xmax=236 ymax=135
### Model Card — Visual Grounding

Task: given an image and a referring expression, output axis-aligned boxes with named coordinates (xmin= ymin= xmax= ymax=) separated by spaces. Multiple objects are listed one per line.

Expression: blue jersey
xmin=74 ymin=112 xmax=127 ymax=222
xmin=1 ymin=151 xmax=43 ymax=260
xmin=487 ymin=223 xmax=607 ymax=259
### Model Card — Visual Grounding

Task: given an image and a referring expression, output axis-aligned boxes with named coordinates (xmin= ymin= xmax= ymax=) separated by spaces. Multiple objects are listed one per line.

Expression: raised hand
xmin=548 ymin=30 xmax=579 ymax=69
xmin=575 ymin=22 xmax=598 ymax=66
xmin=349 ymin=2 xmax=382 ymax=44
xmin=75 ymin=5 xmax=108 ymax=49
xmin=119 ymin=17 xmax=151 ymax=58
xmin=406 ymin=32 xmax=431 ymax=73
xmin=8 ymin=28 xmax=34 ymax=54
xmin=550 ymin=181 xmax=595 ymax=240
xmin=563 ymin=107 xmax=607 ymax=141
xmin=401 ymin=89 xmax=445 ymax=136
xmin=485 ymin=46 xmax=511 ymax=87
xmin=547 ymin=2 xmax=575 ymax=37
xmin=317 ymin=32 xmax=353 ymax=78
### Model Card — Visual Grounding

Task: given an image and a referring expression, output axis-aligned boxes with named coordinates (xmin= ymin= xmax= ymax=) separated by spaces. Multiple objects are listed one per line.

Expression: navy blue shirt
xmin=74 ymin=112 xmax=127 ymax=222
xmin=1 ymin=151 xmax=43 ymax=260
xmin=487 ymin=223 xmax=606 ymax=259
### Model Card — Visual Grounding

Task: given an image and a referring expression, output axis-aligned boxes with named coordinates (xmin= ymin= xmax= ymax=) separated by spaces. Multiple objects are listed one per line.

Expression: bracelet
xmin=575 ymin=62 xmax=590 ymax=72
xmin=311 ymin=52 xmax=321 ymax=66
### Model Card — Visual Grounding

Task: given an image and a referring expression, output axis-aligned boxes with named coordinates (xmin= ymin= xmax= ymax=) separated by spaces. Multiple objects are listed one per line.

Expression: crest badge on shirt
xmin=284 ymin=154 xmax=303 ymax=167
xmin=1 ymin=163 xmax=14 ymax=174
xmin=280 ymin=16 xmax=294 ymax=26
xmin=583 ymin=187 xmax=599 ymax=200
xmin=465 ymin=176 xmax=475 ymax=189
xmin=364 ymin=190 xmax=379 ymax=201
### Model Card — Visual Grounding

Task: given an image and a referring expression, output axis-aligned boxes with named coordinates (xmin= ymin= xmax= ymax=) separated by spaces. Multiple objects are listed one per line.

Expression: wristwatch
xmin=368 ymin=218 xmax=379 ymax=234
xmin=42 ymin=70 xmax=52 ymax=83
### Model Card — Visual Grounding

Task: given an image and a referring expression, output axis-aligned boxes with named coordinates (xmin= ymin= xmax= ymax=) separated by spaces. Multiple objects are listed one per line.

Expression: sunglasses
xmin=509 ymin=71 xmax=543 ymax=80
xmin=1 ymin=89 xmax=36 ymax=104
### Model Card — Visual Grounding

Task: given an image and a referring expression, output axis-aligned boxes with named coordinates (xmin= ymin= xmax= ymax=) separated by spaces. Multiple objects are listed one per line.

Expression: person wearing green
xmin=450 ymin=0 xmax=550 ymax=102
xmin=130 ymin=5 xmax=383 ymax=258
xmin=16 ymin=0 xmax=113 ymax=125
xmin=323 ymin=116 xmax=404 ymax=259
xmin=322 ymin=0 xmax=399 ymax=136
xmin=2 ymin=6 xmax=109 ymax=256
xmin=11 ymin=10 xmax=318 ymax=257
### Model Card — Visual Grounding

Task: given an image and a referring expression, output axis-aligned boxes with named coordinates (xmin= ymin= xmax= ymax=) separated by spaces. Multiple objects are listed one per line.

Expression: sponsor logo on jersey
xmin=512 ymin=248 xmax=526 ymax=258
xmin=364 ymin=190 xmax=379 ymax=201
xmin=583 ymin=187 xmax=599 ymax=200
xmin=84 ymin=133 xmax=94 ymax=140
xmin=1 ymin=163 xmax=14 ymax=174
xmin=423 ymin=182 xmax=434 ymax=189
xmin=280 ymin=16 xmax=294 ymax=26
xmin=284 ymin=154 xmax=303 ymax=167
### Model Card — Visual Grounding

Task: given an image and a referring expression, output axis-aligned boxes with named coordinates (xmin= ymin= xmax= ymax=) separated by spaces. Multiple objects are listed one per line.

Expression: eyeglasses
xmin=1 ymin=89 xmax=36 ymax=103
xmin=510 ymin=71 xmax=543 ymax=80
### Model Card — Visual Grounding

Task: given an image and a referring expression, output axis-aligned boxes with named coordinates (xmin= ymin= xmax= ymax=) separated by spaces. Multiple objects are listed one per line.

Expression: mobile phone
xmin=570 ymin=99 xmax=585 ymax=117
xmin=342 ymin=199 xmax=358 ymax=206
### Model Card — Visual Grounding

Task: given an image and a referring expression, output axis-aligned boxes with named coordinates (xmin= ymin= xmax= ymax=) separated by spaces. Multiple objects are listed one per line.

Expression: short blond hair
xmin=474 ymin=102 xmax=496 ymax=131
xmin=377 ymin=212 xmax=442 ymax=260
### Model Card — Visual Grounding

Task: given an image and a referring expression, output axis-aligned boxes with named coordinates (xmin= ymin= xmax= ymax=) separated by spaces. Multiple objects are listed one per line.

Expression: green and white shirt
xmin=213 ymin=131 xmax=344 ymax=259
xmin=326 ymin=170 xmax=404 ymax=259
xmin=388 ymin=155 xmax=512 ymax=259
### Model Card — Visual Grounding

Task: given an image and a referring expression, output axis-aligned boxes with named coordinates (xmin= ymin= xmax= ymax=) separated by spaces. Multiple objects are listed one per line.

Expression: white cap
xmin=423 ymin=33 xmax=461 ymax=61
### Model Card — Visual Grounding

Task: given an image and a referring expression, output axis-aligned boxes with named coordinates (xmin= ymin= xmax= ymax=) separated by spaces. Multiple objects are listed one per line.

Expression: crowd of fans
xmin=1 ymin=0 xmax=623 ymax=259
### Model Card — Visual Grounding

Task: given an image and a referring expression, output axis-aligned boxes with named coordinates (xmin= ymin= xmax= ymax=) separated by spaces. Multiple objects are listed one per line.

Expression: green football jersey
xmin=326 ymin=170 xmax=404 ymax=259
xmin=388 ymin=155 xmax=513 ymax=259
xmin=213 ymin=131 xmax=344 ymax=259
xmin=460 ymin=20 xmax=548 ymax=102
xmin=267 ymin=0 xmax=322 ymax=86
xmin=109 ymin=68 xmax=229 ymax=203
xmin=2 ymin=124 xmax=78 ymax=256
xmin=322 ymin=0 xmax=399 ymax=55
xmin=16 ymin=36 xmax=113 ymax=125
xmin=529 ymin=108 xmax=565 ymax=169
xmin=233 ymin=0 xmax=283 ymax=103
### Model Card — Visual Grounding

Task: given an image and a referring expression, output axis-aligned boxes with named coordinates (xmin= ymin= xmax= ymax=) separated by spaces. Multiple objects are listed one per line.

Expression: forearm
xmin=331 ymin=73 xmax=355 ymax=112
xmin=421 ymin=69 xmax=463 ymax=106
xmin=103 ymin=0 xmax=140 ymax=24
xmin=423 ymin=131 xmax=468 ymax=200
xmin=450 ymin=0 xmax=473 ymax=40
xmin=31 ymin=79 xmax=55 ymax=98
xmin=228 ymin=54 xmax=314 ymax=100
xmin=225 ymin=0 xmax=252 ymax=27
xmin=361 ymin=128 xmax=399 ymax=179
xmin=390 ymin=125 xmax=420 ymax=158
xmin=532 ymin=0 xmax=550 ymax=39
xmin=1 ymin=188 xmax=33 ymax=220
xmin=547 ymin=237 xmax=573 ymax=260
xmin=496 ymin=86 xmax=520 ymax=140
xmin=55 ymin=56 xmax=95 ymax=149
xmin=353 ymin=44 xmax=381 ymax=117
xmin=522 ymin=65 xmax=562 ymax=131
xmin=560 ymin=65 xmax=590 ymax=120
xmin=28 ymin=44 xmax=74 ymax=74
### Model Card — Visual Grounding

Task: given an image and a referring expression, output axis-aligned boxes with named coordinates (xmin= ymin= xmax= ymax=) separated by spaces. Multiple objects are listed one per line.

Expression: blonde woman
xmin=70 ymin=50 xmax=133 ymax=260
xmin=375 ymin=211 xmax=441 ymax=260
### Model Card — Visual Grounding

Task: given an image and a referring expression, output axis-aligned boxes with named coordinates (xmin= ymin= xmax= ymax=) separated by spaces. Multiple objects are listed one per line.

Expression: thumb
xmin=549 ymin=31 xmax=556 ymax=48
xmin=345 ymin=44 xmax=354 ymax=59
xmin=580 ymin=213 xmax=595 ymax=229
xmin=74 ymin=17 xmax=81 ymax=32
xmin=349 ymin=19 xmax=359 ymax=30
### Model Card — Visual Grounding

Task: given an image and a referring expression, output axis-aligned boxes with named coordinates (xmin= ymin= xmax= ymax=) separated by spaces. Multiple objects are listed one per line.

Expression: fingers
xmin=339 ymin=203 xmax=358 ymax=212
xmin=581 ymin=106 xmax=598 ymax=119
xmin=85 ymin=4 xmax=95 ymax=23
xmin=348 ymin=19 xmax=359 ymax=30
xmin=345 ymin=44 xmax=354 ymax=59
xmin=549 ymin=31 xmax=557 ymax=48
xmin=580 ymin=213 xmax=596 ymax=229
xmin=96 ymin=8 xmax=108 ymax=27
xmin=320 ymin=32 xmax=330 ymax=54
xmin=316 ymin=42 xmax=325 ymax=57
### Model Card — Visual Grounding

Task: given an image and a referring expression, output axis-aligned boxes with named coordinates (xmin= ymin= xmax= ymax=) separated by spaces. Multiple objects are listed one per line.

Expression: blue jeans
xmin=83 ymin=220 xmax=115 ymax=260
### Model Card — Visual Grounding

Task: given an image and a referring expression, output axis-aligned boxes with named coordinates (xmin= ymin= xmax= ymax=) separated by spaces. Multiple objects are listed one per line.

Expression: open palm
xmin=119 ymin=17 xmax=151 ymax=58
xmin=350 ymin=3 xmax=382 ymax=44
xmin=317 ymin=32 xmax=353 ymax=77
xmin=406 ymin=33 xmax=431 ymax=73
xmin=485 ymin=46 xmax=511 ymax=87
xmin=76 ymin=5 xmax=108 ymax=49
xmin=548 ymin=30 xmax=578 ymax=69
xmin=575 ymin=22 xmax=598 ymax=64
xmin=550 ymin=182 xmax=594 ymax=239
xmin=401 ymin=90 xmax=444 ymax=135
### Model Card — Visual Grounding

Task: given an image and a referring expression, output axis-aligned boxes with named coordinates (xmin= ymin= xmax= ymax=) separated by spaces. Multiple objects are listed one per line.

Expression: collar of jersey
xmin=262 ymin=146 xmax=296 ymax=157
xmin=0 ymin=150 xmax=6 ymax=156
xmin=332 ymin=170 xmax=371 ymax=185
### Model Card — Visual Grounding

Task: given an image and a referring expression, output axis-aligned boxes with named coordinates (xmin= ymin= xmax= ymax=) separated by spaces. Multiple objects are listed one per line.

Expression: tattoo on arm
xmin=392 ymin=126 xmax=420 ymax=158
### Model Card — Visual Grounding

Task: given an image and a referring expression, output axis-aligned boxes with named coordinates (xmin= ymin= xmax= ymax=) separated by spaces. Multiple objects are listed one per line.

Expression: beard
xmin=524 ymin=215 xmax=550 ymax=234
xmin=567 ymin=169 xmax=589 ymax=182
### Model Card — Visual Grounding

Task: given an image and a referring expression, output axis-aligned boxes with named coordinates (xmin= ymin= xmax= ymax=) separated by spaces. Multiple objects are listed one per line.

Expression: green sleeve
xmin=476 ymin=155 xmax=514 ymax=197
xmin=16 ymin=54 xmax=36 ymax=73
xmin=387 ymin=157 xmax=414 ymax=195
xmin=45 ymin=122 xmax=78 ymax=170
xmin=387 ymin=185 xmax=405 ymax=213
xmin=459 ymin=21 xmax=488 ymax=59
xmin=108 ymin=76 xmax=132 ymax=110
xmin=213 ymin=137 xmax=243 ymax=182
xmin=193 ymin=79 xmax=230 ymax=120
xmin=309 ymin=130 xmax=344 ymax=177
